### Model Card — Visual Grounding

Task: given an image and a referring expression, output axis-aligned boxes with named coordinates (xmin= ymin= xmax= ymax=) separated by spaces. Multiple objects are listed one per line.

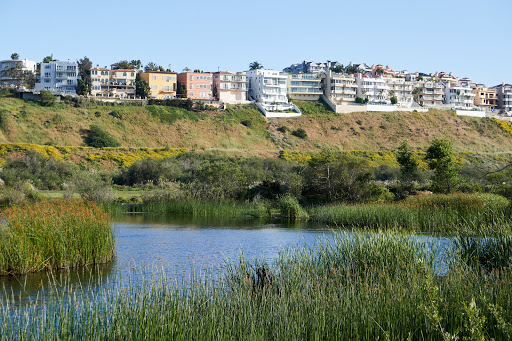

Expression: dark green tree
xmin=144 ymin=62 xmax=160 ymax=72
xmin=86 ymin=125 xmax=120 ymax=148
xmin=43 ymin=55 xmax=54 ymax=63
xmin=10 ymin=53 xmax=19 ymax=60
xmin=130 ymin=60 xmax=142 ymax=70
xmin=396 ymin=141 xmax=418 ymax=184
xmin=111 ymin=60 xmax=134 ymax=70
xmin=249 ymin=61 xmax=263 ymax=70
xmin=390 ymin=96 xmax=398 ymax=105
xmin=425 ymin=139 xmax=460 ymax=193
xmin=135 ymin=73 xmax=151 ymax=99
xmin=330 ymin=64 xmax=345 ymax=73
xmin=40 ymin=90 xmax=56 ymax=106
xmin=76 ymin=56 xmax=92 ymax=96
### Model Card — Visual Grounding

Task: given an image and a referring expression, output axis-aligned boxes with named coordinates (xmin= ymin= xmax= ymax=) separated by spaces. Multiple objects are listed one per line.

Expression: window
xmin=131 ymin=73 xmax=134 ymax=77
xmin=153 ymin=76 xmax=158 ymax=80
xmin=190 ymin=84 xmax=193 ymax=89
xmin=152 ymin=85 xmax=157 ymax=89
xmin=190 ymin=75 xmax=193 ymax=81
xmin=190 ymin=92 xmax=194 ymax=96
xmin=123 ymin=72 xmax=127 ymax=76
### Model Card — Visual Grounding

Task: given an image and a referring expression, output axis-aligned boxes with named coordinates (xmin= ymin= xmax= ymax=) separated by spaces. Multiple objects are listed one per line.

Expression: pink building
xmin=177 ymin=72 xmax=213 ymax=100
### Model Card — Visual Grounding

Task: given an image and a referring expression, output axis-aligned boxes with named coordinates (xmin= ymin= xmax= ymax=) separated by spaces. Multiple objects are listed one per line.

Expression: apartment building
xmin=355 ymin=75 xmax=390 ymax=104
xmin=444 ymin=81 xmax=476 ymax=109
xmin=415 ymin=81 xmax=444 ymax=107
xmin=493 ymin=83 xmax=512 ymax=113
xmin=90 ymin=68 xmax=136 ymax=98
xmin=0 ymin=59 xmax=36 ymax=87
xmin=283 ymin=60 xmax=340 ymax=74
xmin=212 ymin=71 xmax=247 ymax=104
xmin=472 ymin=85 xmax=498 ymax=111
xmin=287 ymin=73 xmax=322 ymax=101
xmin=322 ymin=71 xmax=357 ymax=104
xmin=385 ymin=78 xmax=413 ymax=107
xmin=34 ymin=60 xmax=79 ymax=95
xmin=246 ymin=69 xmax=292 ymax=111
xmin=139 ymin=71 xmax=177 ymax=99
xmin=177 ymin=72 xmax=213 ymax=100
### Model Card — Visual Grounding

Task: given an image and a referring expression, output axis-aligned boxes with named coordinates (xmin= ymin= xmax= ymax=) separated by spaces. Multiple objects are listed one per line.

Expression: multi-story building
xmin=322 ymin=71 xmax=357 ymax=104
xmin=177 ymin=72 xmax=213 ymax=100
xmin=355 ymin=75 xmax=390 ymax=104
xmin=246 ymin=69 xmax=292 ymax=111
xmin=283 ymin=60 xmax=340 ymax=74
xmin=139 ymin=71 xmax=177 ymax=99
xmin=34 ymin=60 xmax=79 ymax=95
xmin=472 ymin=85 xmax=498 ymax=111
xmin=0 ymin=58 xmax=36 ymax=87
xmin=90 ymin=68 xmax=136 ymax=98
xmin=415 ymin=81 xmax=445 ymax=107
xmin=493 ymin=83 xmax=512 ymax=113
xmin=444 ymin=81 xmax=476 ymax=109
xmin=287 ymin=73 xmax=322 ymax=101
xmin=384 ymin=78 xmax=413 ymax=107
xmin=212 ymin=71 xmax=247 ymax=104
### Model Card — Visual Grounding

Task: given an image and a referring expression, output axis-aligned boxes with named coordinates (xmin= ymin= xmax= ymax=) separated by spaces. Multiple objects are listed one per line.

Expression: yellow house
xmin=139 ymin=71 xmax=177 ymax=99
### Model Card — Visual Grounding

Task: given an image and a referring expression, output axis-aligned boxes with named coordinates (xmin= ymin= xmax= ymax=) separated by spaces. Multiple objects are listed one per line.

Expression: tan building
xmin=472 ymin=85 xmax=498 ymax=111
xmin=139 ymin=71 xmax=177 ymax=99
xmin=322 ymin=71 xmax=357 ymax=104
xmin=177 ymin=72 xmax=212 ymax=100
xmin=91 ymin=67 xmax=136 ymax=98
xmin=415 ymin=81 xmax=444 ymax=107
xmin=287 ymin=73 xmax=322 ymax=101
xmin=212 ymin=71 xmax=247 ymax=104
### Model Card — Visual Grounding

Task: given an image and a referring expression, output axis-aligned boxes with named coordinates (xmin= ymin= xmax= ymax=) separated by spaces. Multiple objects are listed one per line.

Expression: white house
xmin=212 ymin=71 xmax=248 ymax=104
xmin=35 ymin=60 xmax=79 ymax=95
xmin=0 ymin=59 xmax=37 ymax=87
xmin=443 ymin=81 xmax=476 ymax=109
xmin=384 ymin=77 xmax=413 ymax=107
xmin=287 ymin=73 xmax=322 ymax=101
xmin=246 ymin=69 xmax=293 ymax=111
xmin=493 ymin=83 xmax=512 ymax=113
xmin=355 ymin=75 xmax=390 ymax=104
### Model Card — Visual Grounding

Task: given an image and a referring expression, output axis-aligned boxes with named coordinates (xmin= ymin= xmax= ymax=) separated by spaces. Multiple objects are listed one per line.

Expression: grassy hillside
xmin=0 ymin=95 xmax=512 ymax=156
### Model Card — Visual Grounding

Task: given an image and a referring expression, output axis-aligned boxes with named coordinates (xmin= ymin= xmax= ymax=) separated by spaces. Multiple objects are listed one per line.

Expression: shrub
xmin=241 ymin=120 xmax=252 ymax=127
xmin=109 ymin=110 xmax=123 ymax=119
xmin=71 ymin=171 xmax=114 ymax=203
xmin=85 ymin=125 xmax=120 ymax=148
xmin=291 ymin=128 xmax=307 ymax=139
xmin=277 ymin=125 xmax=289 ymax=133
xmin=39 ymin=90 xmax=56 ymax=106
xmin=278 ymin=195 xmax=308 ymax=219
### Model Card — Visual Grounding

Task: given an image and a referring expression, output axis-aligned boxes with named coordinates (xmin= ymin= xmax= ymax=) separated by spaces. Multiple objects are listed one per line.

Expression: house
xmin=90 ymin=67 xmax=136 ymax=98
xmin=322 ymin=71 xmax=357 ymax=104
xmin=177 ymin=72 xmax=213 ymax=100
xmin=283 ymin=60 xmax=339 ymax=74
xmin=139 ymin=71 xmax=177 ymax=99
xmin=384 ymin=77 xmax=413 ymax=107
xmin=212 ymin=71 xmax=247 ymax=104
xmin=444 ymin=81 xmax=476 ymax=109
xmin=493 ymin=83 xmax=512 ymax=113
xmin=0 ymin=58 xmax=36 ymax=87
xmin=472 ymin=85 xmax=498 ymax=112
xmin=34 ymin=60 xmax=79 ymax=95
xmin=287 ymin=73 xmax=323 ymax=101
xmin=355 ymin=75 xmax=390 ymax=104
xmin=246 ymin=69 xmax=293 ymax=111
xmin=415 ymin=81 xmax=445 ymax=107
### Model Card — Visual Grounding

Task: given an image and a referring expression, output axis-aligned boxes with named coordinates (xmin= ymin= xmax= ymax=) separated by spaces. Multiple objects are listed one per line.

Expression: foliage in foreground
xmin=2 ymin=232 xmax=512 ymax=339
xmin=0 ymin=199 xmax=114 ymax=275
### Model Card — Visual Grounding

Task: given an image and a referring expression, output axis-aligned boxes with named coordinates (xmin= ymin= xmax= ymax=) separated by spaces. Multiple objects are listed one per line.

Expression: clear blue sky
xmin=2 ymin=0 xmax=510 ymax=86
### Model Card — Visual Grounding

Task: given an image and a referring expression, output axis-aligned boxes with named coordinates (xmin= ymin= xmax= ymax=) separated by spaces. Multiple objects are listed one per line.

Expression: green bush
xmin=241 ymin=120 xmax=252 ymax=127
xmin=278 ymin=195 xmax=308 ymax=219
xmin=291 ymin=128 xmax=307 ymax=139
xmin=39 ymin=90 xmax=56 ymax=106
xmin=85 ymin=125 xmax=120 ymax=148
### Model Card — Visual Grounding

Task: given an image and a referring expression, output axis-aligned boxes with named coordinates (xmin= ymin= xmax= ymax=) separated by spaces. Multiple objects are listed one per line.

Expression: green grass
xmin=292 ymin=99 xmax=334 ymax=116
xmin=2 ymin=231 xmax=512 ymax=339
xmin=0 ymin=199 xmax=114 ymax=275
xmin=308 ymin=193 xmax=512 ymax=234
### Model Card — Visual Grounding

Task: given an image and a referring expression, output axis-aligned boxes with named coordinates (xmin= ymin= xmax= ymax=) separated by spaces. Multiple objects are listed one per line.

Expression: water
xmin=0 ymin=214 xmax=454 ymax=306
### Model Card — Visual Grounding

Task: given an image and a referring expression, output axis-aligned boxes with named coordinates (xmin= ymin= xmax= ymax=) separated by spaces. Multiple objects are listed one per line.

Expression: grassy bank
xmin=0 ymin=199 xmax=114 ymax=275
xmin=309 ymin=193 xmax=512 ymax=234
xmin=2 ymin=231 xmax=512 ymax=339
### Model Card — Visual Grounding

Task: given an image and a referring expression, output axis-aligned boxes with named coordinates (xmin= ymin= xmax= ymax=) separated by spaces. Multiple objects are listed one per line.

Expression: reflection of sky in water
xmin=0 ymin=214 xmax=455 ymax=307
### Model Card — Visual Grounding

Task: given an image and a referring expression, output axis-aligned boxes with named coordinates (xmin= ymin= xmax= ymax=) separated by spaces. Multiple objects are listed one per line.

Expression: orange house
xmin=177 ymin=72 xmax=213 ymax=100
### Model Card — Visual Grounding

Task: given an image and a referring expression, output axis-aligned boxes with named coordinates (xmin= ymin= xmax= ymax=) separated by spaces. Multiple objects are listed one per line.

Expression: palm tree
xmin=249 ymin=61 xmax=263 ymax=70
xmin=11 ymin=53 xmax=19 ymax=60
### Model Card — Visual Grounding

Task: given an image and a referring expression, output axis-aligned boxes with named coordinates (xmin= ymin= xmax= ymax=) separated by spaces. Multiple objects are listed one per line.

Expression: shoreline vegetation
xmin=2 ymin=231 xmax=512 ymax=339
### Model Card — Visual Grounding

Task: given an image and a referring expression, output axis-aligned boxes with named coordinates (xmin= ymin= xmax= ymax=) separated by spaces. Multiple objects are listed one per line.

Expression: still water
xmin=0 ymin=214 xmax=453 ymax=306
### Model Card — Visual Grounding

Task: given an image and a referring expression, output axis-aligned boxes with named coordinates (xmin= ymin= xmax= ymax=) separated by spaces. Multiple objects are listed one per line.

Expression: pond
xmin=0 ymin=213 xmax=453 ymax=306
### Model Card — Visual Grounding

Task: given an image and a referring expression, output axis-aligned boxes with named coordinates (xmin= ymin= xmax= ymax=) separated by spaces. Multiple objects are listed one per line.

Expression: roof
xmin=141 ymin=71 xmax=177 ymax=75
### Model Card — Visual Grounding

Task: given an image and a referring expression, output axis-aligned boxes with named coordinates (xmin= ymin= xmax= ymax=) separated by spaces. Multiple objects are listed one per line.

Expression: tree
xmin=396 ymin=141 xmax=418 ymax=184
xmin=144 ymin=62 xmax=160 ymax=72
xmin=135 ymin=73 xmax=151 ymax=99
xmin=390 ymin=96 xmax=398 ymax=105
xmin=330 ymin=64 xmax=345 ymax=73
xmin=40 ymin=90 xmax=56 ymax=106
xmin=10 ymin=53 xmax=19 ymax=60
xmin=182 ymin=67 xmax=191 ymax=72
xmin=425 ymin=139 xmax=460 ymax=193
xmin=111 ymin=60 xmax=134 ymax=70
xmin=249 ymin=61 xmax=263 ymax=70
xmin=76 ymin=56 xmax=92 ymax=96
xmin=0 ymin=63 xmax=34 ymax=88
xmin=85 ymin=124 xmax=120 ymax=148
xmin=346 ymin=65 xmax=362 ymax=75
xmin=177 ymin=82 xmax=187 ymax=98
xmin=130 ymin=60 xmax=142 ymax=70
xmin=43 ymin=55 xmax=54 ymax=63
xmin=412 ymin=87 xmax=422 ymax=104
xmin=375 ymin=68 xmax=384 ymax=76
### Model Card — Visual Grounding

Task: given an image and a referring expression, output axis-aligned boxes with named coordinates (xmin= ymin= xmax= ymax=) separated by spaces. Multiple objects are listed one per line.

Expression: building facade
xmin=472 ymin=85 xmax=498 ymax=111
xmin=384 ymin=78 xmax=413 ymax=107
xmin=444 ymin=81 xmax=475 ymax=109
xmin=90 ymin=68 xmax=136 ymax=98
xmin=322 ymin=71 xmax=357 ymax=104
xmin=212 ymin=71 xmax=247 ymax=104
xmin=0 ymin=59 xmax=37 ymax=87
xmin=139 ymin=71 xmax=177 ymax=99
xmin=177 ymin=72 xmax=213 ymax=100
xmin=287 ymin=73 xmax=322 ymax=101
xmin=35 ymin=60 xmax=79 ymax=95
xmin=493 ymin=83 xmax=512 ymax=113
xmin=246 ymin=69 xmax=292 ymax=111
xmin=356 ymin=75 xmax=390 ymax=104
xmin=415 ymin=81 xmax=445 ymax=107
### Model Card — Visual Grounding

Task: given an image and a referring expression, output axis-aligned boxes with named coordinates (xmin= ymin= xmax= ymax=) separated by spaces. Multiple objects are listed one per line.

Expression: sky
xmin=2 ymin=0 xmax=511 ymax=86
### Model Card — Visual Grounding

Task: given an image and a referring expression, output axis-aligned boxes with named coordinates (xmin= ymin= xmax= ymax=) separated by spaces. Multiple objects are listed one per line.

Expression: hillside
xmin=0 ymin=96 xmax=511 ymax=157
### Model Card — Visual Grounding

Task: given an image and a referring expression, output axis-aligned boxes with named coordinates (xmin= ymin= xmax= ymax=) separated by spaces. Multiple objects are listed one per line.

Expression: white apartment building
xmin=212 ymin=71 xmax=248 ymax=104
xmin=0 ymin=59 xmax=37 ymax=87
xmin=246 ymin=69 xmax=293 ymax=111
xmin=356 ymin=75 xmax=390 ymax=104
xmin=35 ymin=60 xmax=79 ymax=95
xmin=322 ymin=71 xmax=357 ymax=104
xmin=385 ymin=78 xmax=413 ymax=107
xmin=493 ymin=83 xmax=512 ymax=113
xmin=287 ymin=73 xmax=322 ymax=101
xmin=415 ymin=81 xmax=445 ymax=107
xmin=90 ymin=68 xmax=136 ymax=98
xmin=444 ymin=81 xmax=476 ymax=109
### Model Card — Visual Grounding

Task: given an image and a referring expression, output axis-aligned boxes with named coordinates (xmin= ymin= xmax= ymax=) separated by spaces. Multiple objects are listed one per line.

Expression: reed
xmin=2 ymin=231 xmax=512 ymax=339
xmin=0 ymin=199 xmax=114 ymax=275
